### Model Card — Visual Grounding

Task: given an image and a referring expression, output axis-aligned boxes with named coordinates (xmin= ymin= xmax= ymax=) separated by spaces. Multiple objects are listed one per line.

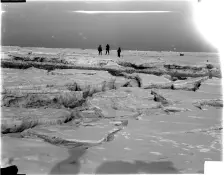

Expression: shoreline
xmin=0 ymin=45 xmax=220 ymax=54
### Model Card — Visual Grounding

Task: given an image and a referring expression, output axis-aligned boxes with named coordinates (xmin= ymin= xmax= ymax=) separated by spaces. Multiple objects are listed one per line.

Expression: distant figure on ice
xmin=98 ymin=45 xmax=102 ymax=55
xmin=105 ymin=44 xmax=110 ymax=55
xmin=117 ymin=47 xmax=121 ymax=57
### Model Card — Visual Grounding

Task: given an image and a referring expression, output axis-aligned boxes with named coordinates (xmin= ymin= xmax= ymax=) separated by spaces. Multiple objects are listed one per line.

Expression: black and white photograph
xmin=0 ymin=0 xmax=223 ymax=174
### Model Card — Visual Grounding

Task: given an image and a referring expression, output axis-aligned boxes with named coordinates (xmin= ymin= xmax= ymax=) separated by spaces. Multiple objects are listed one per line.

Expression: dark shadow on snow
xmin=95 ymin=160 xmax=180 ymax=174
xmin=50 ymin=147 xmax=180 ymax=174
xmin=49 ymin=147 xmax=87 ymax=174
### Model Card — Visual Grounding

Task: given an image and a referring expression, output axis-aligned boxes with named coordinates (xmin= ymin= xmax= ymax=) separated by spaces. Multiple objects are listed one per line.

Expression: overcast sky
xmin=1 ymin=0 xmax=218 ymax=52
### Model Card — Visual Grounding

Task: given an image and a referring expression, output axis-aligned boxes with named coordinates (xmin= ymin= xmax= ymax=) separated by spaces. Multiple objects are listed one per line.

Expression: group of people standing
xmin=98 ymin=44 xmax=122 ymax=57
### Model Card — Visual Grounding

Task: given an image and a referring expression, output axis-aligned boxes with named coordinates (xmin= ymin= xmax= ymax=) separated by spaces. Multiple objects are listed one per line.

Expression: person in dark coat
xmin=105 ymin=44 xmax=110 ymax=55
xmin=98 ymin=45 xmax=102 ymax=55
xmin=117 ymin=47 xmax=121 ymax=57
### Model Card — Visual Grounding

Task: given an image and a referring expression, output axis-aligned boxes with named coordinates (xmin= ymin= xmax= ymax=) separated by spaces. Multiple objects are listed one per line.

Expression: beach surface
xmin=1 ymin=46 xmax=222 ymax=174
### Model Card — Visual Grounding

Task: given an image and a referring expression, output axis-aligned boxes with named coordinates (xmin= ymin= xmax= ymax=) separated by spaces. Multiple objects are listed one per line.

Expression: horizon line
xmin=1 ymin=45 xmax=218 ymax=53
xmin=73 ymin=10 xmax=173 ymax=14
xmin=27 ymin=0 xmax=192 ymax=2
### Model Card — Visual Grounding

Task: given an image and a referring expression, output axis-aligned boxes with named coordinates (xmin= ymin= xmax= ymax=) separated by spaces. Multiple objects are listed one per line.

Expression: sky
xmin=1 ymin=0 xmax=218 ymax=52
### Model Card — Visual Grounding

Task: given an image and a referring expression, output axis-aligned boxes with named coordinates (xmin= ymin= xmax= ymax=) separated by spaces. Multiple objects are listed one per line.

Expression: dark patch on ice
xmin=49 ymin=147 xmax=87 ymax=174
xmin=95 ymin=160 xmax=180 ymax=174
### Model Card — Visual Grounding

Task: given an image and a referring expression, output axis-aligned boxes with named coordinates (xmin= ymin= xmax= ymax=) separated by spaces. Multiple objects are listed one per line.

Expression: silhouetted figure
xmin=180 ymin=53 xmax=184 ymax=56
xmin=117 ymin=47 xmax=121 ymax=57
xmin=98 ymin=45 xmax=102 ymax=55
xmin=105 ymin=44 xmax=110 ymax=55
